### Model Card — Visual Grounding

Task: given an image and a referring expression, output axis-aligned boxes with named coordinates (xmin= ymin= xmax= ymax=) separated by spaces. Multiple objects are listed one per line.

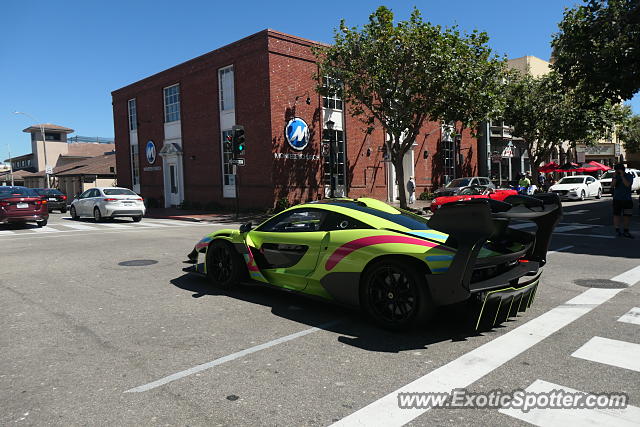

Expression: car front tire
xmin=206 ymin=240 xmax=243 ymax=289
xmin=580 ymin=190 xmax=585 ymax=201
xmin=70 ymin=206 xmax=79 ymax=220
xmin=360 ymin=259 xmax=433 ymax=331
xmin=596 ymin=189 xmax=602 ymax=199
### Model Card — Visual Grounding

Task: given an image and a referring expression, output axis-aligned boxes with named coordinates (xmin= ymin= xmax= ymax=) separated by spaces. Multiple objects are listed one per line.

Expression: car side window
xmin=79 ymin=190 xmax=91 ymax=199
xmin=257 ymin=209 xmax=327 ymax=233
xmin=321 ymin=212 xmax=373 ymax=231
xmin=88 ymin=189 xmax=98 ymax=198
xmin=587 ymin=177 xmax=595 ymax=183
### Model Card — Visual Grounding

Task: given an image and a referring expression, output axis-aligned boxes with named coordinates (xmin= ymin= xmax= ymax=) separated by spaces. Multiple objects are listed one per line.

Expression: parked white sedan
xmin=549 ymin=175 xmax=602 ymax=201
xmin=70 ymin=187 xmax=145 ymax=222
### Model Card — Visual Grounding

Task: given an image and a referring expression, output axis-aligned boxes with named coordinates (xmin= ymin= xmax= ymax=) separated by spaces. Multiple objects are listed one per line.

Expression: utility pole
xmin=14 ymin=111 xmax=50 ymax=188
xmin=8 ymin=144 xmax=14 ymax=186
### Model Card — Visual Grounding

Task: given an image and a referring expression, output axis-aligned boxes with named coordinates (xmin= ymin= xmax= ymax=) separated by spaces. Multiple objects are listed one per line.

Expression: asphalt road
xmin=1 ymin=197 xmax=639 ymax=426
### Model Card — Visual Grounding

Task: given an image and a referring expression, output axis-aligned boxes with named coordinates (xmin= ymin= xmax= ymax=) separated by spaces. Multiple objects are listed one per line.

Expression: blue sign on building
xmin=146 ymin=140 xmax=156 ymax=164
xmin=285 ymin=117 xmax=309 ymax=151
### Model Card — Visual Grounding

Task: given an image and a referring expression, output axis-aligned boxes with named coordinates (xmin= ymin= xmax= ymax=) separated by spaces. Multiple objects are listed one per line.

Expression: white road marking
xmin=98 ymin=223 xmax=131 ymax=228
xmin=131 ymin=221 xmax=170 ymax=227
xmin=31 ymin=226 xmax=62 ymax=233
xmin=0 ymin=230 xmax=16 ymax=235
xmin=547 ymin=245 xmax=573 ymax=254
xmin=553 ymin=225 xmax=593 ymax=233
xmin=618 ymin=307 xmax=640 ymax=325
xmin=499 ymin=379 xmax=640 ymax=426
xmin=553 ymin=232 xmax=615 ymax=239
xmin=330 ymin=264 xmax=640 ymax=427
xmin=56 ymin=222 xmax=98 ymax=230
xmin=510 ymin=223 xmax=535 ymax=230
xmin=563 ymin=209 xmax=589 ymax=215
xmin=125 ymin=321 xmax=339 ymax=393
xmin=571 ymin=336 xmax=640 ymax=372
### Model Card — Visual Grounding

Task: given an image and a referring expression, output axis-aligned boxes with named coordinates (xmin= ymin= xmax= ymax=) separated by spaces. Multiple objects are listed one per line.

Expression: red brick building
xmin=111 ymin=29 xmax=478 ymax=209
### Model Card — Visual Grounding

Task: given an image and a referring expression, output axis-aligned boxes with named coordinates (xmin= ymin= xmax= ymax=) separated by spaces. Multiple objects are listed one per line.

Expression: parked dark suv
xmin=0 ymin=186 xmax=49 ymax=227
xmin=33 ymin=188 xmax=68 ymax=213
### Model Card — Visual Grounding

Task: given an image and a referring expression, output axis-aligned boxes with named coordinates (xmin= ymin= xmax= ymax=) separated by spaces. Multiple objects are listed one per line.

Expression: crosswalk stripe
xmin=134 ymin=221 xmax=171 ymax=227
xmin=57 ymin=222 xmax=98 ymax=230
xmin=553 ymin=225 xmax=592 ymax=232
xmin=98 ymin=223 xmax=131 ymax=229
xmin=31 ymin=226 xmax=62 ymax=233
xmin=499 ymin=379 xmax=640 ymax=426
xmin=0 ymin=230 xmax=16 ymax=235
xmin=618 ymin=307 xmax=640 ymax=325
xmin=571 ymin=336 xmax=640 ymax=372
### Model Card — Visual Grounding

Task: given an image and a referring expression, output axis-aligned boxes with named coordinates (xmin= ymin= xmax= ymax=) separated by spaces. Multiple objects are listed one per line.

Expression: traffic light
xmin=224 ymin=134 xmax=233 ymax=152
xmin=232 ymin=125 xmax=245 ymax=157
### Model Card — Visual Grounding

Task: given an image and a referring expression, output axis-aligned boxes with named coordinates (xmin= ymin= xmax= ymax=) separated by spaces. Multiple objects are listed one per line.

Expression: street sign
xmin=45 ymin=165 xmax=53 ymax=174
xmin=229 ymin=158 xmax=245 ymax=166
xmin=501 ymin=146 xmax=514 ymax=158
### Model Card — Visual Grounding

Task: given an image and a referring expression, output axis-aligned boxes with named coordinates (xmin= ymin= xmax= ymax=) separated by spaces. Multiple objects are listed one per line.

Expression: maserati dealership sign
xmin=285 ymin=117 xmax=309 ymax=151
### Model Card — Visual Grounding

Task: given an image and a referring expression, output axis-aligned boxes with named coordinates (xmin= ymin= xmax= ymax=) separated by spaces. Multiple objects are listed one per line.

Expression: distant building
xmin=1 ymin=123 xmax=115 ymax=188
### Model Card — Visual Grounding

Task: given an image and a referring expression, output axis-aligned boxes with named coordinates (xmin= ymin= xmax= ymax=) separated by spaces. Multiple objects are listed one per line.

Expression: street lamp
xmin=325 ymin=119 xmax=336 ymax=198
xmin=14 ymin=111 xmax=50 ymax=188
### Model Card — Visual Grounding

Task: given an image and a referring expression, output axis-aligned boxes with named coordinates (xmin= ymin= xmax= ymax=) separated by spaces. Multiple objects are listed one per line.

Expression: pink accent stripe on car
xmin=325 ymin=235 xmax=451 ymax=271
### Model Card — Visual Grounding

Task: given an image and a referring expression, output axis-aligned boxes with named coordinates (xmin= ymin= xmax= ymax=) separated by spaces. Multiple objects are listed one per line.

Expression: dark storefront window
xmin=323 ymin=130 xmax=345 ymax=186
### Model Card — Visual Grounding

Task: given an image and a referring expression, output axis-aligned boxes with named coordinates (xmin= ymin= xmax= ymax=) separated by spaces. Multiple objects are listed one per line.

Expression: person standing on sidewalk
xmin=407 ymin=177 xmax=416 ymax=204
xmin=612 ymin=163 xmax=634 ymax=238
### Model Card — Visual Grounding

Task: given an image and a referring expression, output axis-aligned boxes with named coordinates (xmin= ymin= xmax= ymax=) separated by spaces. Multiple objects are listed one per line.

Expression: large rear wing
xmin=426 ymin=193 xmax=562 ymax=305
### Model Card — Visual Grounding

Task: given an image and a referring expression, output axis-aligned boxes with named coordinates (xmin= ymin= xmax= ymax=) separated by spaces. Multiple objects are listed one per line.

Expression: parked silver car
xmin=70 ymin=187 xmax=145 ymax=222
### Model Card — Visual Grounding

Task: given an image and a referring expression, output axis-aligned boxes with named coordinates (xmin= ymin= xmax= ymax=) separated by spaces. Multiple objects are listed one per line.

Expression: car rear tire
xmin=60 ymin=207 xmax=67 ymax=213
xmin=37 ymin=219 xmax=47 ymax=228
xmin=596 ymin=189 xmax=602 ymax=199
xmin=94 ymin=207 xmax=103 ymax=222
xmin=70 ymin=206 xmax=79 ymax=220
xmin=132 ymin=216 xmax=142 ymax=222
xmin=360 ymin=259 xmax=433 ymax=331
xmin=206 ymin=240 xmax=243 ymax=289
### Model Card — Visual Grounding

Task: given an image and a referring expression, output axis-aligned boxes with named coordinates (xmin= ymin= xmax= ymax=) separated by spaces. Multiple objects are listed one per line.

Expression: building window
xmin=45 ymin=132 xmax=61 ymax=141
xmin=130 ymin=144 xmax=139 ymax=186
xmin=164 ymin=84 xmax=180 ymax=123
xmin=219 ymin=66 xmax=235 ymax=111
xmin=128 ymin=99 xmax=137 ymax=131
xmin=221 ymin=129 xmax=235 ymax=185
xmin=322 ymin=76 xmax=343 ymax=110
xmin=323 ymin=130 xmax=345 ymax=186
xmin=27 ymin=159 xmax=31 ymax=166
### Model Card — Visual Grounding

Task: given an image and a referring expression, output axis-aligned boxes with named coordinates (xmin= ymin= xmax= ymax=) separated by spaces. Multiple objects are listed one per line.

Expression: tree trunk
xmin=394 ymin=156 xmax=407 ymax=209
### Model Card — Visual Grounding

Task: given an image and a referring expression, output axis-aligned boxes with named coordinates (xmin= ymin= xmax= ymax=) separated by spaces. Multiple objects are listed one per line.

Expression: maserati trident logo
xmin=145 ymin=140 xmax=156 ymax=164
xmin=285 ymin=117 xmax=309 ymax=151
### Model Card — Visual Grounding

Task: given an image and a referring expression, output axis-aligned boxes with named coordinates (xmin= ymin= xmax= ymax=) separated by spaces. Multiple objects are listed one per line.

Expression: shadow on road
xmin=170 ymin=273 xmax=511 ymax=354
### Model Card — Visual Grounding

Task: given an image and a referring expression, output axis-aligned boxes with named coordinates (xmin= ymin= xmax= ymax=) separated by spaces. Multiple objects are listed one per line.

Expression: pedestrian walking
xmin=538 ymin=172 xmax=546 ymax=191
xmin=612 ymin=163 xmax=634 ymax=238
xmin=407 ymin=176 xmax=416 ymax=204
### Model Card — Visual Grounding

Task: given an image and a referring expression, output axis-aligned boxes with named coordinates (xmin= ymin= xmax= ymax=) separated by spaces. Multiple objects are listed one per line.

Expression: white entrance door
xmin=159 ymin=143 xmax=184 ymax=208
xmin=167 ymin=160 xmax=180 ymax=206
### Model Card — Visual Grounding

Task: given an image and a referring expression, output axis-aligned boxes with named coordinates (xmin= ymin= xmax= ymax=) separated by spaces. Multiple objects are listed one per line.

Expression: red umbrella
xmin=556 ymin=162 xmax=581 ymax=172
xmin=538 ymin=162 xmax=559 ymax=173
xmin=586 ymin=161 xmax=611 ymax=171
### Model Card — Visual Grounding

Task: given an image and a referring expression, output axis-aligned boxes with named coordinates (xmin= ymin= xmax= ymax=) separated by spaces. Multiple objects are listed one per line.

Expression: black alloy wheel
xmin=70 ymin=206 xmax=78 ymax=220
xmin=361 ymin=259 xmax=432 ymax=330
xmin=206 ymin=240 xmax=242 ymax=289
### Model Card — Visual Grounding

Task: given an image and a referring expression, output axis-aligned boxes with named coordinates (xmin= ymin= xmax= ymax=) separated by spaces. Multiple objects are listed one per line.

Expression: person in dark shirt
xmin=612 ymin=163 xmax=634 ymax=238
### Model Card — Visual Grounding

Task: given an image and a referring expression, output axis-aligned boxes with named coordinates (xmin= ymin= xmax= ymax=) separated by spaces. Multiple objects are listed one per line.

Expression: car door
xmin=75 ymin=190 xmax=91 ymax=216
xmin=586 ymin=176 xmax=596 ymax=196
xmin=246 ymin=208 xmax=329 ymax=290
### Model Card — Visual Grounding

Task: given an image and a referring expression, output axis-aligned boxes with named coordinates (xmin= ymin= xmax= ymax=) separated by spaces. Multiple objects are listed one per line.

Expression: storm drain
xmin=573 ymin=279 xmax=628 ymax=289
xmin=118 ymin=259 xmax=158 ymax=267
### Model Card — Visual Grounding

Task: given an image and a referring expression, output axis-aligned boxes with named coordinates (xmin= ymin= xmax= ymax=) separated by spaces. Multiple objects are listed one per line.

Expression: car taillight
xmin=62 ymin=195 xmax=67 ymax=200
xmin=135 ymin=197 xmax=143 ymax=201
xmin=104 ymin=198 xmax=118 ymax=201
xmin=35 ymin=200 xmax=47 ymax=205
xmin=0 ymin=201 xmax=8 ymax=207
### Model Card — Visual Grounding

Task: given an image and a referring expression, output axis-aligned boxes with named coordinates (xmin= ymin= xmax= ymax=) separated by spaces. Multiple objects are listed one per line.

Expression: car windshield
xmin=558 ymin=177 xmax=585 ymax=184
xmin=458 ymin=187 xmax=484 ymax=195
xmin=103 ymin=189 xmax=137 ymax=196
xmin=600 ymin=171 xmax=615 ymax=179
xmin=0 ymin=187 xmax=37 ymax=199
xmin=446 ymin=178 xmax=471 ymax=188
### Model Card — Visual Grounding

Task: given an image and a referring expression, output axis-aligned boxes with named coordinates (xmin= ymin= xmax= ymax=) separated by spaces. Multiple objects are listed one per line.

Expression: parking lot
xmin=1 ymin=199 xmax=639 ymax=426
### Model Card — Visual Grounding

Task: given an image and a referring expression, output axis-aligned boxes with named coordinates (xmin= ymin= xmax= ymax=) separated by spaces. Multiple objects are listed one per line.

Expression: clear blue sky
xmin=1 ymin=0 xmax=638 ymax=161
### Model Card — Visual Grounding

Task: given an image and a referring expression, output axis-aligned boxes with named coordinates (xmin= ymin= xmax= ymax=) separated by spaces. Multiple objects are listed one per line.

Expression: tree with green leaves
xmin=552 ymin=0 xmax=640 ymax=103
xmin=619 ymin=113 xmax=640 ymax=154
xmin=503 ymin=70 xmax=629 ymax=171
xmin=314 ymin=6 xmax=506 ymax=208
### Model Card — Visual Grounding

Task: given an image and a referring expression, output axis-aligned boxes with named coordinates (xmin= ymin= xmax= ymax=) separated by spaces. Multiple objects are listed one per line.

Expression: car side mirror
xmin=239 ymin=222 xmax=253 ymax=233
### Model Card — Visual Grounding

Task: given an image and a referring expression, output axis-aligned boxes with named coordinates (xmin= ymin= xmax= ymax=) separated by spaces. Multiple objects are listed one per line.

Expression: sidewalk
xmin=145 ymin=207 xmax=269 ymax=224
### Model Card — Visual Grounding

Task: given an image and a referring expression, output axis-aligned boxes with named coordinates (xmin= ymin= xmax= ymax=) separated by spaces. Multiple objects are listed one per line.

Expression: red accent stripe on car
xmin=325 ymin=235 xmax=452 ymax=271
xmin=246 ymin=246 xmax=260 ymax=272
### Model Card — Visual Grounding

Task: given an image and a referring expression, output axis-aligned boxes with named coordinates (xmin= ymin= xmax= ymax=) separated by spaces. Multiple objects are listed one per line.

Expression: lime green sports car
xmin=185 ymin=195 xmax=561 ymax=330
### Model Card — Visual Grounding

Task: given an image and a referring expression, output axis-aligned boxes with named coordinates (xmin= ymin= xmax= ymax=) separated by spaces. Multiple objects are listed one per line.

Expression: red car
xmin=0 ymin=186 xmax=49 ymax=227
xmin=430 ymin=186 xmax=519 ymax=212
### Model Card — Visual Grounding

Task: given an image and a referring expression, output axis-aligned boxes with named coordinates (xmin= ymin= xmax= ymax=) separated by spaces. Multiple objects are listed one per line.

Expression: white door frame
xmin=159 ymin=143 xmax=184 ymax=208
xmin=386 ymin=143 xmax=416 ymax=202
